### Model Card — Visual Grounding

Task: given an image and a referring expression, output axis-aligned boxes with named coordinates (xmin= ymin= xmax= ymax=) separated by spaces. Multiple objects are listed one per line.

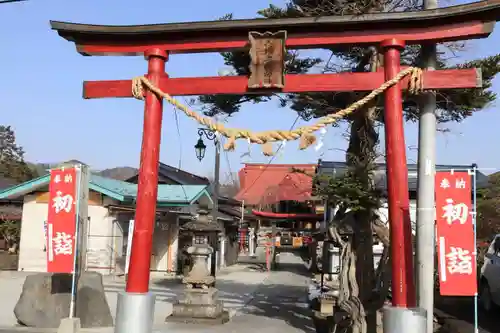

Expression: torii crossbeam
xmin=50 ymin=1 xmax=500 ymax=332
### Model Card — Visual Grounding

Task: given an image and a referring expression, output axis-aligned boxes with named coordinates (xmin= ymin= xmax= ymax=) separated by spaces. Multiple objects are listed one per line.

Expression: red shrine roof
xmin=235 ymin=163 xmax=316 ymax=205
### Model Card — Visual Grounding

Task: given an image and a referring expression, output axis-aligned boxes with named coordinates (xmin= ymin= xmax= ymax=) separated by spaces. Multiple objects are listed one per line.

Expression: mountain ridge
xmin=27 ymin=162 xmax=138 ymax=181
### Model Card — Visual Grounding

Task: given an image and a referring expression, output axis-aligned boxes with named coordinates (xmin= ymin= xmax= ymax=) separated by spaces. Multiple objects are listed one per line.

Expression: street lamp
xmin=194 ymin=127 xmax=221 ymax=276
xmin=194 ymin=137 xmax=207 ymax=162
xmin=194 ymin=128 xmax=216 ymax=161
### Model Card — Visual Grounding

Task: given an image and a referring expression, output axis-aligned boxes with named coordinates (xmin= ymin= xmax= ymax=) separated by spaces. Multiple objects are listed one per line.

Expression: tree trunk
xmin=345 ymin=52 xmax=381 ymax=333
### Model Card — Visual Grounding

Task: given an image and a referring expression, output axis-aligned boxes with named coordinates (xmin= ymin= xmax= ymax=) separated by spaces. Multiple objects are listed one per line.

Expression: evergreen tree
xmin=0 ymin=125 xmax=38 ymax=182
xmin=477 ymin=172 xmax=500 ymax=241
xmin=197 ymin=1 xmax=500 ymax=330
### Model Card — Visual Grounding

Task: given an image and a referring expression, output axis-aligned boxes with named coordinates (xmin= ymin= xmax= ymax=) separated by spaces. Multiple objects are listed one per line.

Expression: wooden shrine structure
xmin=51 ymin=0 xmax=500 ymax=312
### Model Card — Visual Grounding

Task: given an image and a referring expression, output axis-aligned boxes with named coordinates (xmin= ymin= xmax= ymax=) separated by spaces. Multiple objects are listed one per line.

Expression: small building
xmin=0 ymin=173 xmax=213 ymax=275
xmin=315 ymin=160 xmax=489 ymax=230
xmin=126 ymin=162 xmax=243 ymax=269
xmin=235 ymin=163 xmax=318 ymax=255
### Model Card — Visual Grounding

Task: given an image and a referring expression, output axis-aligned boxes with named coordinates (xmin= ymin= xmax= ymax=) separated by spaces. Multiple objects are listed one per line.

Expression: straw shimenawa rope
xmin=131 ymin=67 xmax=423 ymax=156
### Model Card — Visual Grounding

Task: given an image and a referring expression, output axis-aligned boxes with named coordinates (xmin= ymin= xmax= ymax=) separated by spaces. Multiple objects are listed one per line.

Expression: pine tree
xmin=477 ymin=172 xmax=500 ymax=240
xmin=0 ymin=125 xmax=38 ymax=182
xmin=198 ymin=1 xmax=500 ymax=330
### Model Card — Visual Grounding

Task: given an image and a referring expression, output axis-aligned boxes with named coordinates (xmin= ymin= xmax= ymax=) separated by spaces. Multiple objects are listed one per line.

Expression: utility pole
xmin=195 ymin=128 xmax=220 ymax=276
xmin=212 ymin=137 xmax=220 ymax=228
xmin=416 ymin=0 xmax=438 ymax=332
xmin=210 ymin=136 xmax=221 ymax=276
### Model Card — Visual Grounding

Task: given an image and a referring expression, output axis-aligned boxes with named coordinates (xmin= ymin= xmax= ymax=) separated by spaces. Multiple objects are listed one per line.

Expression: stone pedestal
xmin=167 ymin=288 xmax=229 ymax=324
xmin=166 ymin=244 xmax=228 ymax=325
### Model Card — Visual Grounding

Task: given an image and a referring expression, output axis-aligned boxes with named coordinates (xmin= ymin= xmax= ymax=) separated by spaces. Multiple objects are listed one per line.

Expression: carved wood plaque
xmin=248 ymin=31 xmax=287 ymax=89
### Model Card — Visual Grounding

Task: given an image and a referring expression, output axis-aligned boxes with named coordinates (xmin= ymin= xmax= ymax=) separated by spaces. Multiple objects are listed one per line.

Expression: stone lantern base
xmin=167 ymin=287 xmax=229 ymax=324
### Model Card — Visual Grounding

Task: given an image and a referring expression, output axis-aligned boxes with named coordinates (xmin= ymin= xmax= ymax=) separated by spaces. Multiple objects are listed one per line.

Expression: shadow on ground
xmin=175 ymin=261 xmax=313 ymax=332
xmin=102 ymin=258 xmax=314 ymax=332
xmin=240 ymin=282 xmax=315 ymax=332
xmin=275 ymin=262 xmax=314 ymax=279
xmin=232 ymin=259 xmax=314 ymax=332
xmin=435 ymin=294 xmax=498 ymax=332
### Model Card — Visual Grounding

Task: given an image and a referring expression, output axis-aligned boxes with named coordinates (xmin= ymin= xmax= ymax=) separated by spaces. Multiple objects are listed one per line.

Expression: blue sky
xmin=0 ymin=0 xmax=498 ymax=181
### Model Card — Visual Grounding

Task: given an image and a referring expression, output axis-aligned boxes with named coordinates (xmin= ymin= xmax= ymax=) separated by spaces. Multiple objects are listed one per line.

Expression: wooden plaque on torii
xmin=248 ymin=31 xmax=287 ymax=89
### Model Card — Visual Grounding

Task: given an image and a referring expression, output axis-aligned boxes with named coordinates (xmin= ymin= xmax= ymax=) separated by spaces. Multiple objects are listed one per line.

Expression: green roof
xmin=0 ymin=173 xmax=211 ymax=206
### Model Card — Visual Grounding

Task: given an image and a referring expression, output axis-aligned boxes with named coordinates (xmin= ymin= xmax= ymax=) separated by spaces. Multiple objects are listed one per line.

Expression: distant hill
xmin=27 ymin=162 xmax=138 ymax=181
xmin=27 ymin=162 xmax=51 ymax=176
xmin=97 ymin=167 xmax=138 ymax=181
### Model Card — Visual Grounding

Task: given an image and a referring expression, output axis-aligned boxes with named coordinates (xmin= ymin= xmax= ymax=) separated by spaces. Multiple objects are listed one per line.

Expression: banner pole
xmin=69 ymin=165 xmax=83 ymax=319
xmin=471 ymin=164 xmax=478 ymax=333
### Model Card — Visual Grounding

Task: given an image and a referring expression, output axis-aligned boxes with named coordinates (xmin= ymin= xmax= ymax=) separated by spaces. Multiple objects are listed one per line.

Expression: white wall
xmin=18 ymin=195 xmax=49 ymax=272
xmin=151 ymin=218 xmax=170 ymax=272
xmin=112 ymin=212 xmax=179 ymax=275
xmin=18 ymin=194 xmax=121 ymax=274
xmin=170 ymin=217 xmax=179 ymax=273
xmin=85 ymin=197 xmax=122 ymax=275
xmin=377 ymin=199 xmax=435 ymax=234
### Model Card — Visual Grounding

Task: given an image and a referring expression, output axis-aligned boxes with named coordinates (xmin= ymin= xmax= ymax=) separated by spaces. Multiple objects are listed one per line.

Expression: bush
xmin=0 ymin=219 xmax=21 ymax=252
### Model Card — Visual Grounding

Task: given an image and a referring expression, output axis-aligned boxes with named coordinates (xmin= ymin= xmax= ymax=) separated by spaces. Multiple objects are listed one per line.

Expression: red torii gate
xmin=50 ymin=0 xmax=499 ymax=329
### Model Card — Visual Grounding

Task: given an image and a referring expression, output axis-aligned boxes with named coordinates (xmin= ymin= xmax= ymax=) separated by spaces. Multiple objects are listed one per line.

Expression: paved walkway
xmin=153 ymin=253 xmax=314 ymax=333
xmin=0 ymin=253 xmax=313 ymax=333
xmin=0 ymin=263 xmax=270 ymax=329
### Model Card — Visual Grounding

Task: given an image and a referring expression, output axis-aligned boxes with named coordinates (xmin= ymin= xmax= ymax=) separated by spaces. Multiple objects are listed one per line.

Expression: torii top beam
xmin=50 ymin=0 xmax=500 ymax=56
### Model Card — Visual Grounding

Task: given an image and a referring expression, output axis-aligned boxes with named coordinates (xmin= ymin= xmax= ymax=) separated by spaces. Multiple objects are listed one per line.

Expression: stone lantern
xmin=166 ymin=209 xmax=229 ymax=324
xmin=180 ymin=209 xmax=222 ymax=280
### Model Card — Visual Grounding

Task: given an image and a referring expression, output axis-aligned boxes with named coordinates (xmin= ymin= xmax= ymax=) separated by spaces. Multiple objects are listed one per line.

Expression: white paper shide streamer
xmin=279 ymin=140 xmax=287 ymax=157
xmin=239 ymin=138 xmax=253 ymax=160
xmin=315 ymin=128 xmax=328 ymax=152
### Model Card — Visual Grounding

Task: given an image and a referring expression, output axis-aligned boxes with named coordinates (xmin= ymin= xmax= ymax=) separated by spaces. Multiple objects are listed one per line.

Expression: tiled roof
xmin=260 ymin=174 xmax=313 ymax=205
xmin=316 ymin=160 xmax=489 ymax=193
xmin=126 ymin=163 xmax=242 ymax=207
xmin=0 ymin=173 xmax=211 ymax=205
xmin=126 ymin=162 xmax=210 ymax=186
xmin=91 ymin=174 xmax=209 ymax=203
xmin=236 ymin=163 xmax=316 ymax=205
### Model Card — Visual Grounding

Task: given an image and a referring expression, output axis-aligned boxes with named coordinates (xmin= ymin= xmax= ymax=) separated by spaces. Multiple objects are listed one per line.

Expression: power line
xmin=172 ymin=105 xmax=183 ymax=170
xmin=171 ymin=105 xmax=189 ymax=201
xmin=0 ymin=0 xmax=27 ymax=3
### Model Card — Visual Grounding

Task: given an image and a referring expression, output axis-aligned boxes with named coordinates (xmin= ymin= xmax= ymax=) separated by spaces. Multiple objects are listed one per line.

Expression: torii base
xmin=114 ymin=292 xmax=155 ymax=333
xmin=383 ymin=307 xmax=426 ymax=333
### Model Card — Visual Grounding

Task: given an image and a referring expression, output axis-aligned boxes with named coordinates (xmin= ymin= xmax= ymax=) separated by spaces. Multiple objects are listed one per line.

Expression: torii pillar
xmin=382 ymin=39 xmax=415 ymax=306
xmin=115 ymin=49 xmax=168 ymax=333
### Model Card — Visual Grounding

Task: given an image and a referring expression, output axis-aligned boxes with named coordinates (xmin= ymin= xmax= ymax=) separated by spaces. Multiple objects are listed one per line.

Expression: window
xmin=194 ymin=235 xmax=207 ymax=245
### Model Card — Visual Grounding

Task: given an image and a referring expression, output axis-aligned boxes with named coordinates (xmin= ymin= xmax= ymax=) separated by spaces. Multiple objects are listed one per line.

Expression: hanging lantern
xmin=194 ymin=137 xmax=207 ymax=161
